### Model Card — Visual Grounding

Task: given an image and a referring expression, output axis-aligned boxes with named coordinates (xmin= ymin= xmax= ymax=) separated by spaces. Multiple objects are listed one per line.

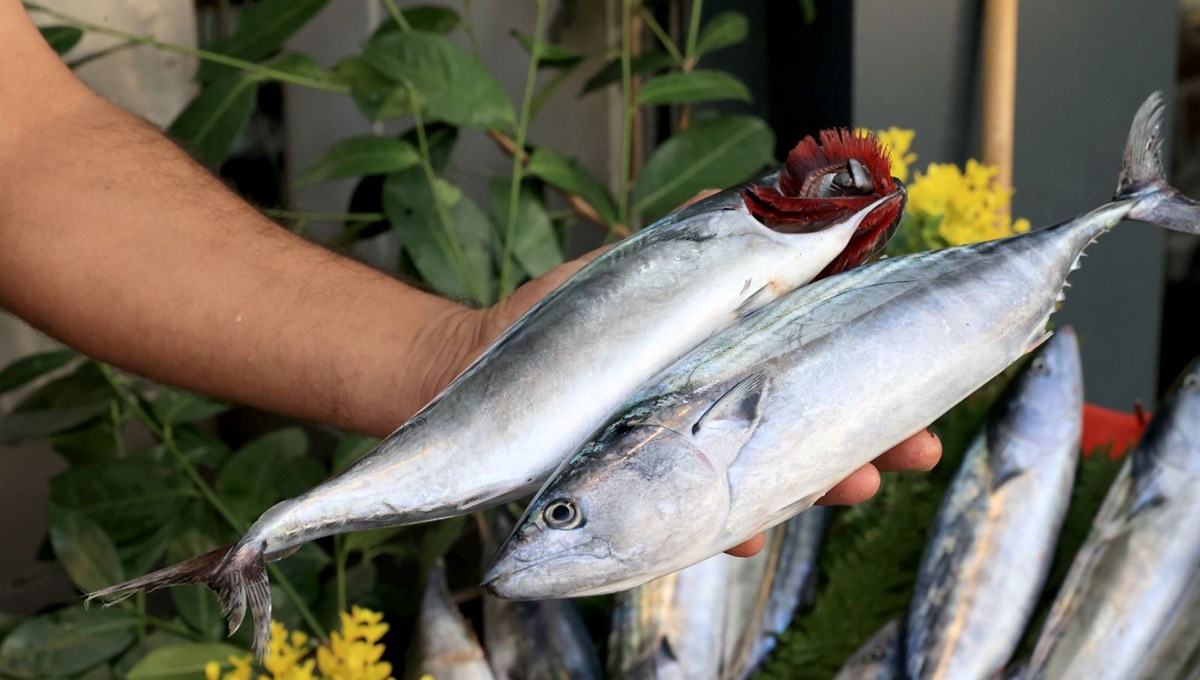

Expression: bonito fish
xmin=1024 ymin=354 xmax=1200 ymax=680
xmin=832 ymin=620 xmax=903 ymax=680
xmin=483 ymin=92 xmax=1200 ymax=599
xmin=86 ymin=131 xmax=906 ymax=653
xmin=905 ymin=329 xmax=1083 ymax=680
xmin=409 ymin=560 xmax=495 ymax=680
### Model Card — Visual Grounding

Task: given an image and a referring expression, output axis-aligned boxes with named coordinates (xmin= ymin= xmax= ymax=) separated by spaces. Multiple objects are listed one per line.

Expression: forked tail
xmin=85 ymin=541 xmax=274 ymax=658
xmin=1116 ymin=91 xmax=1200 ymax=232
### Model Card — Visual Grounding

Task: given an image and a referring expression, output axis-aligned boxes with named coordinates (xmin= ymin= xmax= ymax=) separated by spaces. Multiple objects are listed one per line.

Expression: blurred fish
xmin=608 ymin=555 xmax=736 ymax=679
xmin=723 ymin=509 xmax=829 ymax=680
xmin=832 ymin=620 xmax=903 ymax=680
xmin=485 ymin=92 xmax=1200 ymax=599
xmin=408 ymin=560 xmax=494 ymax=680
xmin=482 ymin=512 xmax=602 ymax=680
xmin=904 ymin=330 xmax=1083 ymax=680
xmin=1025 ymin=355 xmax=1200 ymax=680
xmin=87 ymin=128 xmax=906 ymax=655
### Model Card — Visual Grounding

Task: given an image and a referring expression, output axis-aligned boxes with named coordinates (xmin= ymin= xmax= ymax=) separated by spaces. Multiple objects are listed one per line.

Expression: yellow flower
xmin=906 ymin=159 xmax=1028 ymax=246
xmin=210 ymin=607 xmax=393 ymax=680
xmin=859 ymin=127 xmax=917 ymax=183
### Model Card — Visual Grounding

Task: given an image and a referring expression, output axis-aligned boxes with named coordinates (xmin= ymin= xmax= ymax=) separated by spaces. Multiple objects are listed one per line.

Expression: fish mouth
xmin=481 ymin=538 xmax=614 ymax=598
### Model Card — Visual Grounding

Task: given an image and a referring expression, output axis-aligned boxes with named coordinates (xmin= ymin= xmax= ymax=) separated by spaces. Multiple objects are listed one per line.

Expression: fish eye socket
xmin=543 ymin=499 xmax=584 ymax=530
xmin=1184 ymin=374 xmax=1199 ymax=392
xmin=1031 ymin=358 xmax=1049 ymax=375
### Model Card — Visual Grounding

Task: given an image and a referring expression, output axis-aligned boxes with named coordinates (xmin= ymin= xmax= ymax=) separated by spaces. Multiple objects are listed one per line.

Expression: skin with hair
xmin=0 ymin=0 xmax=939 ymax=557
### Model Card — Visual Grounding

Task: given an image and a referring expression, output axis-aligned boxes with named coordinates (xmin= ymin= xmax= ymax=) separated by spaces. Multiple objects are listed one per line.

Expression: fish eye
xmin=846 ymin=158 xmax=874 ymax=192
xmin=1184 ymin=374 xmax=1199 ymax=392
xmin=1031 ymin=357 xmax=1049 ymax=375
xmin=542 ymin=499 xmax=584 ymax=530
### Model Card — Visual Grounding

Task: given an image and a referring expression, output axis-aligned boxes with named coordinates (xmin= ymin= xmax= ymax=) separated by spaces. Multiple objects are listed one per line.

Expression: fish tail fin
xmin=1116 ymin=91 xmax=1200 ymax=233
xmin=86 ymin=541 xmax=274 ymax=658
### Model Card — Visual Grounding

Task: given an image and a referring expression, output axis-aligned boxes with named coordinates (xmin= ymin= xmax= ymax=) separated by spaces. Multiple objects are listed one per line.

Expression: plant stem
xmin=26 ymin=3 xmax=348 ymax=94
xmin=637 ymin=6 xmax=684 ymax=66
xmin=379 ymin=0 xmax=412 ymax=31
xmin=108 ymin=400 xmax=126 ymax=458
xmin=618 ymin=0 xmax=636 ymax=227
xmin=409 ymin=90 xmax=484 ymax=305
xmin=498 ymin=0 xmax=549 ymax=297
xmin=95 ymin=365 xmax=326 ymax=640
xmin=334 ymin=535 xmax=347 ymax=614
xmin=684 ymin=0 xmax=704 ymax=65
xmin=65 ymin=39 xmax=136 ymax=70
xmin=263 ymin=209 xmax=385 ymax=223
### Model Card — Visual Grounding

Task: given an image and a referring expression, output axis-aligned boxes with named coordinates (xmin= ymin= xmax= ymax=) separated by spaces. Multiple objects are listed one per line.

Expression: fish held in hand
xmin=484 ymin=92 xmax=1200 ymax=599
xmin=85 ymin=129 xmax=906 ymax=655
xmin=904 ymin=329 xmax=1083 ymax=680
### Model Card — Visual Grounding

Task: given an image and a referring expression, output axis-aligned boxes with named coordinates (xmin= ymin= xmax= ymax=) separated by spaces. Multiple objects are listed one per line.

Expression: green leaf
xmin=632 ymin=114 xmax=774 ymax=216
xmin=373 ymin=5 xmax=462 ymax=36
xmin=125 ymin=643 xmax=246 ymax=680
xmin=636 ymin=69 xmax=751 ymax=106
xmin=511 ymin=30 xmax=583 ymax=68
xmin=0 ymin=350 xmax=76 ymax=395
xmin=0 ymin=607 xmax=138 ymax=679
xmin=168 ymin=73 xmax=259 ymax=169
xmin=297 ymin=136 xmax=419 ymax=188
xmin=265 ymin=52 xmax=332 ymax=83
xmin=0 ymin=362 xmax=111 ymax=444
xmin=363 ymin=31 xmax=514 ymax=129
xmin=167 ymin=533 xmax=223 ymax=639
xmin=344 ymin=526 xmax=403 ymax=554
xmin=695 ymin=11 xmax=750 ymax=55
xmin=526 ymin=147 xmax=619 ymax=226
xmin=197 ymin=0 xmax=331 ymax=81
xmin=51 ymin=422 xmax=120 ymax=466
xmin=151 ymin=389 xmax=230 ymax=426
xmin=331 ymin=434 xmax=378 ymax=474
xmin=270 ymin=543 xmax=330 ymax=604
xmin=332 ymin=56 xmax=414 ymax=122
xmin=489 ymin=179 xmax=563 ymax=278
xmin=216 ymin=428 xmax=324 ymax=521
xmin=40 ymin=26 xmax=83 ymax=55
xmin=582 ymin=52 xmax=674 ymax=93
xmin=52 ymin=459 xmax=192 ymax=546
xmin=49 ymin=505 xmax=124 ymax=592
xmin=418 ymin=515 xmax=467 ymax=573
xmin=383 ymin=169 xmax=497 ymax=305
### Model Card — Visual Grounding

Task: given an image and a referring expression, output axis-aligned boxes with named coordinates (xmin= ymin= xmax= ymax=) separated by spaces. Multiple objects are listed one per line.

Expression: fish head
xmin=1137 ymin=353 xmax=1200 ymax=479
xmin=742 ymin=128 xmax=907 ymax=277
xmin=482 ymin=421 xmax=729 ymax=599
xmin=995 ymin=327 xmax=1084 ymax=445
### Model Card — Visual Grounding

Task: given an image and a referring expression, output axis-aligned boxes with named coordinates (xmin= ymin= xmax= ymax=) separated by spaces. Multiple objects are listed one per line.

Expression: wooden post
xmin=980 ymin=0 xmax=1018 ymax=196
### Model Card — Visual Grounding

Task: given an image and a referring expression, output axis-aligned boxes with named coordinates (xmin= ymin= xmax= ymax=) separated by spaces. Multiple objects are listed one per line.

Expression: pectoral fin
xmin=690 ymin=370 xmax=770 ymax=467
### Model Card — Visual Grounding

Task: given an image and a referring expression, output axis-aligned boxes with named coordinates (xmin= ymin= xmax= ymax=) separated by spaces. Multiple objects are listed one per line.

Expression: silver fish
xmin=723 ymin=509 xmax=828 ymax=680
xmin=832 ymin=620 xmax=903 ymax=680
xmin=409 ymin=560 xmax=495 ymax=680
xmin=483 ymin=92 xmax=1200 ymax=599
xmin=608 ymin=555 xmax=737 ymax=679
xmin=482 ymin=513 xmax=602 ymax=680
xmin=1024 ymin=355 xmax=1200 ymax=680
xmin=904 ymin=329 xmax=1083 ymax=680
xmin=87 ymin=134 xmax=906 ymax=653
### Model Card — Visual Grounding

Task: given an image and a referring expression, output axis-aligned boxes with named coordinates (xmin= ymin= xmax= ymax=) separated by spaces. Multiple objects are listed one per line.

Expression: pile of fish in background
xmin=87 ymin=94 xmax=1200 ymax=679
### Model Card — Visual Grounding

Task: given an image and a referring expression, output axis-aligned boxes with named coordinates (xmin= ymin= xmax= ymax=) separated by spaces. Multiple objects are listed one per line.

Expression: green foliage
xmin=0 ymin=349 xmax=76 ymax=394
xmin=0 ymin=362 xmax=110 ymax=444
xmin=633 ymin=114 xmax=774 ymax=217
xmin=125 ymin=643 xmax=246 ymax=679
xmin=39 ymin=25 xmax=84 ymax=55
xmin=636 ymin=70 xmax=751 ymax=106
xmin=695 ymin=11 xmax=750 ymax=55
xmin=0 ymin=606 xmax=138 ymax=679
xmin=196 ymin=0 xmax=330 ymax=81
xmin=296 ymin=135 xmax=420 ymax=187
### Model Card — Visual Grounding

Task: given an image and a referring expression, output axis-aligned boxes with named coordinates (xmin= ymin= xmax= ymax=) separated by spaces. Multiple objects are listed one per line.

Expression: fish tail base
xmin=1116 ymin=91 xmax=1200 ymax=234
xmin=85 ymin=541 xmax=275 ymax=659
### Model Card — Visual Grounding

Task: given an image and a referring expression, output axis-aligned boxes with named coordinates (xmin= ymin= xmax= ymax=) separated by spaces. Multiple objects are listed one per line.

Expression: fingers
xmin=816 ymin=463 xmax=881 ymax=506
xmin=724 ymin=532 xmax=766 ymax=558
xmin=874 ymin=430 xmax=942 ymax=472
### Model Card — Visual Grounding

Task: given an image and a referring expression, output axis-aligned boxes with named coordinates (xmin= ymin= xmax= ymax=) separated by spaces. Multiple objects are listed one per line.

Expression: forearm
xmin=0 ymin=7 xmax=477 ymax=437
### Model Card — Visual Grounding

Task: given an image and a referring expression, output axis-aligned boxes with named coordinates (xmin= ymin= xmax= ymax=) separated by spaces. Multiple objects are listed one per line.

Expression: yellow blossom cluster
xmin=863 ymin=127 xmax=1029 ymax=249
xmin=205 ymin=607 xmax=396 ymax=680
xmin=906 ymin=160 xmax=1031 ymax=246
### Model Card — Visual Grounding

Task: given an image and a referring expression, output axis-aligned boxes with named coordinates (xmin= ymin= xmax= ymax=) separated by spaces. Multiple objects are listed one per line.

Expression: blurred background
xmin=0 ymin=0 xmax=1196 ymax=673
